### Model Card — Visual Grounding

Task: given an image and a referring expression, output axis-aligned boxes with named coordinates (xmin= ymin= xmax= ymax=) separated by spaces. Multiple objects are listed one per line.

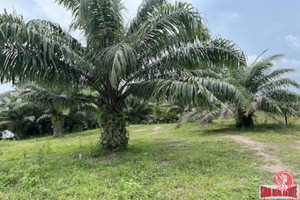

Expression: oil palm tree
xmin=0 ymin=96 xmax=43 ymax=139
xmin=21 ymin=84 xmax=97 ymax=137
xmin=0 ymin=0 xmax=246 ymax=150
xmin=177 ymin=52 xmax=300 ymax=128
xmin=123 ymin=95 xmax=153 ymax=124
xmin=228 ymin=51 xmax=300 ymax=127
xmin=267 ymin=89 xmax=300 ymax=128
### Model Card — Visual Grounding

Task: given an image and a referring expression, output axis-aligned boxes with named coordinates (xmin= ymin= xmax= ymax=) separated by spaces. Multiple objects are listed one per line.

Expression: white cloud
xmin=284 ymin=34 xmax=300 ymax=49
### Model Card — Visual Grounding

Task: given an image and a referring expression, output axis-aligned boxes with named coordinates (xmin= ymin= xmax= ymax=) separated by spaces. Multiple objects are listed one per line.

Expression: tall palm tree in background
xmin=0 ymin=0 xmax=245 ymax=150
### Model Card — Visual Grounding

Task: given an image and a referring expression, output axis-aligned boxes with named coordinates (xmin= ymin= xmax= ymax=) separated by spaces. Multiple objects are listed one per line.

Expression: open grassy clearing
xmin=1 ymin=120 xmax=300 ymax=199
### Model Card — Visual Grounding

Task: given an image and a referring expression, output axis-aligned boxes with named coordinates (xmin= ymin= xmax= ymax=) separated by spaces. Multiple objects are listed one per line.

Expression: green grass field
xmin=1 ymin=118 xmax=300 ymax=199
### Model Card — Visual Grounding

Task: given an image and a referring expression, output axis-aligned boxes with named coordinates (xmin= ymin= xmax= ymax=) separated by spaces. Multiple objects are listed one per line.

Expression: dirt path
xmin=134 ymin=126 xmax=162 ymax=134
xmin=133 ymin=129 xmax=147 ymax=132
xmin=151 ymin=126 xmax=162 ymax=135
xmin=224 ymin=135 xmax=291 ymax=173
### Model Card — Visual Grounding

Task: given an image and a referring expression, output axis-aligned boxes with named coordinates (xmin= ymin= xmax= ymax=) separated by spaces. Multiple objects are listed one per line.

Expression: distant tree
xmin=176 ymin=104 xmax=233 ymax=128
xmin=64 ymin=109 xmax=98 ymax=132
xmin=267 ymin=90 xmax=300 ymax=128
xmin=151 ymin=102 xmax=185 ymax=123
xmin=123 ymin=95 xmax=153 ymax=124
xmin=0 ymin=97 xmax=45 ymax=138
xmin=22 ymin=84 xmax=96 ymax=137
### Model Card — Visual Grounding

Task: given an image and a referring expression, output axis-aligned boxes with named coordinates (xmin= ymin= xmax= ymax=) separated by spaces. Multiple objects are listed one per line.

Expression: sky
xmin=0 ymin=0 xmax=300 ymax=93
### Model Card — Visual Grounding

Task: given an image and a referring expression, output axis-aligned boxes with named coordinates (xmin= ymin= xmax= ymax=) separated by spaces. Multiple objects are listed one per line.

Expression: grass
xmin=1 ymin=117 xmax=300 ymax=199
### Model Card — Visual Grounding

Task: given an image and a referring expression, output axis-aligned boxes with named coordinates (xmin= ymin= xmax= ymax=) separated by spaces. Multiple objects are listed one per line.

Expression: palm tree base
xmin=100 ymin=110 xmax=128 ymax=150
xmin=53 ymin=132 xmax=62 ymax=138
xmin=236 ymin=114 xmax=254 ymax=128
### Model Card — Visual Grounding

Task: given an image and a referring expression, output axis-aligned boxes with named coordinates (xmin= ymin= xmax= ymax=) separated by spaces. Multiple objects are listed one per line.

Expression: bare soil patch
xmin=133 ymin=129 xmax=147 ymax=132
xmin=150 ymin=126 xmax=162 ymax=135
xmin=104 ymin=153 xmax=119 ymax=162
xmin=172 ymin=149 xmax=190 ymax=154
xmin=159 ymin=160 xmax=174 ymax=166
xmin=171 ymin=187 xmax=190 ymax=195
xmin=224 ymin=134 xmax=290 ymax=173
xmin=164 ymin=141 xmax=187 ymax=147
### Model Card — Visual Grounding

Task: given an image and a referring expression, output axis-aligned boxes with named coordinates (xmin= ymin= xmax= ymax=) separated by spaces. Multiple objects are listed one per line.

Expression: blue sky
xmin=0 ymin=0 xmax=300 ymax=92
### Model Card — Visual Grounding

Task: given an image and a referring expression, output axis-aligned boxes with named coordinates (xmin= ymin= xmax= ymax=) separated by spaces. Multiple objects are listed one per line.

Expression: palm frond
xmin=21 ymin=84 xmax=96 ymax=110
xmin=0 ymin=12 xmax=87 ymax=86
xmin=66 ymin=0 xmax=125 ymax=49
xmin=244 ymin=54 xmax=284 ymax=93
xmin=54 ymin=0 xmax=78 ymax=14
xmin=264 ymin=68 xmax=295 ymax=81
xmin=0 ymin=120 xmax=14 ymax=126
xmin=129 ymin=76 xmax=247 ymax=109
xmin=176 ymin=105 xmax=233 ymax=128
xmin=0 ymin=90 xmax=20 ymax=98
xmin=262 ymin=78 xmax=300 ymax=93
xmin=219 ymin=104 xmax=234 ymax=124
xmin=37 ymin=114 xmax=52 ymax=123
xmin=128 ymin=38 xmax=245 ymax=83
xmin=127 ymin=0 xmax=165 ymax=35
xmin=202 ymin=37 xmax=246 ymax=68
xmin=95 ymin=43 xmax=137 ymax=87
xmin=128 ymin=2 xmax=203 ymax=57
xmin=254 ymin=96 xmax=282 ymax=114
xmin=248 ymin=49 xmax=267 ymax=66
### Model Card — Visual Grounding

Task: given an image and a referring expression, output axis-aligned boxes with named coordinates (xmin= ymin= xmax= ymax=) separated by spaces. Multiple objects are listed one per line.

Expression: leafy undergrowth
xmin=1 ymin=122 xmax=299 ymax=199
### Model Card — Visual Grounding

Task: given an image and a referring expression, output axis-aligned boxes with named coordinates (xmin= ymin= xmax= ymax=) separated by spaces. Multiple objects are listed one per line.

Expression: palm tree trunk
xmin=16 ymin=124 xmax=23 ymax=139
xmin=99 ymin=105 xmax=128 ymax=150
xmin=235 ymin=107 xmax=254 ymax=128
xmin=51 ymin=116 xmax=64 ymax=138
xmin=284 ymin=112 xmax=288 ymax=129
